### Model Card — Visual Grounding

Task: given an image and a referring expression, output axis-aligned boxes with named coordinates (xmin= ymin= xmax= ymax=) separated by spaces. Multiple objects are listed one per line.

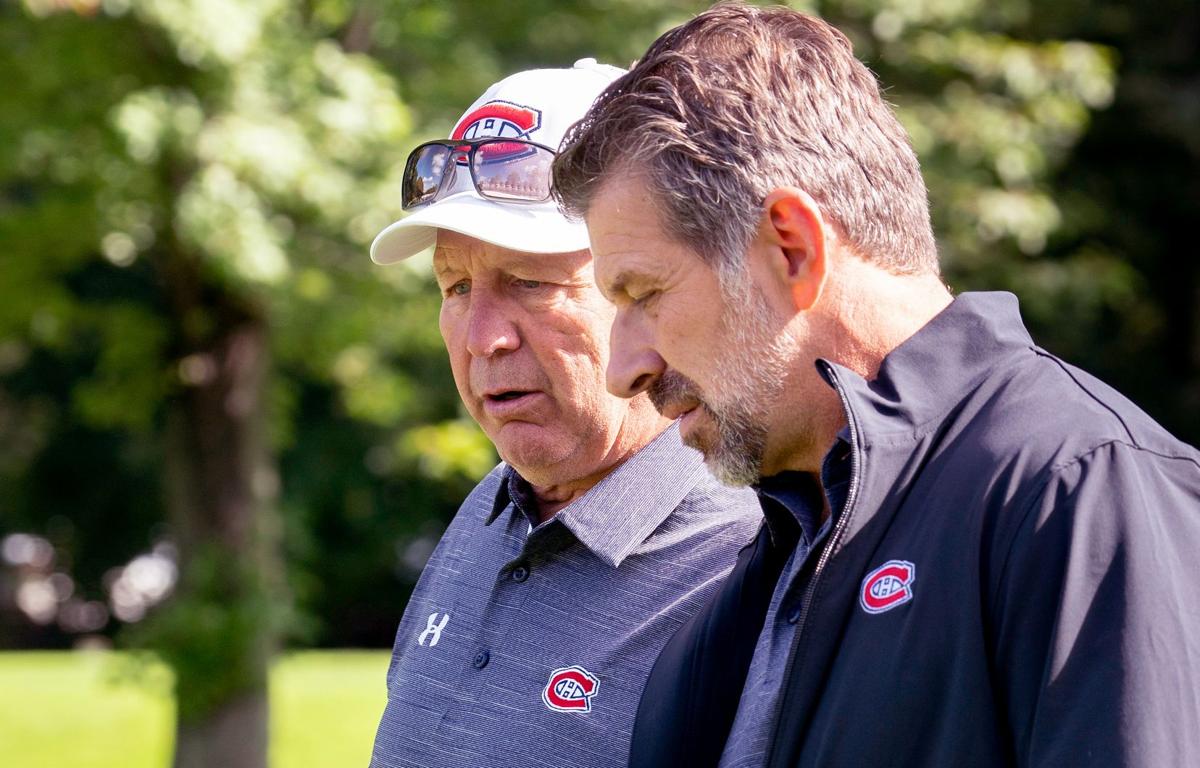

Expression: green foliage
xmin=795 ymin=0 xmax=1117 ymax=267
xmin=1 ymin=0 xmax=453 ymax=643
xmin=70 ymin=303 xmax=171 ymax=432
xmin=398 ymin=419 xmax=500 ymax=483
xmin=0 ymin=0 xmax=428 ymax=430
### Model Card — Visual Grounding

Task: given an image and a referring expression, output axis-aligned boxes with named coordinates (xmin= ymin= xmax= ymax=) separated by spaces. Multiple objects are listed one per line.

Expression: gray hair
xmin=553 ymin=2 xmax=939 ymax=279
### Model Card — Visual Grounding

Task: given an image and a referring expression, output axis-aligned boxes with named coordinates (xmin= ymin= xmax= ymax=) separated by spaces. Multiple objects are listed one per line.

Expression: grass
xmin=0 ymin=650 xmax=390 ymax=768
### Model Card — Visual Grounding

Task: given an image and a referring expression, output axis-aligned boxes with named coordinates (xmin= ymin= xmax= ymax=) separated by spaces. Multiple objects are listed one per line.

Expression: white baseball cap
xmin=370 ymin=58 xmax=625 ymax=265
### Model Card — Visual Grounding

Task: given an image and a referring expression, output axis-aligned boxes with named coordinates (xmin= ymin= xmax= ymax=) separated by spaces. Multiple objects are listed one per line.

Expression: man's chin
xmin=678 ymin=407 xmax=716 ymax=451
xmin=680 ymin=429 xmax=756 ymax=487
xmin=686 ymin=426 xmax=765 ymax=488
xmin=493 ymin=427 xmax=567 ymax=475
xmin=704 ymin=452 xmax=761 ymax=488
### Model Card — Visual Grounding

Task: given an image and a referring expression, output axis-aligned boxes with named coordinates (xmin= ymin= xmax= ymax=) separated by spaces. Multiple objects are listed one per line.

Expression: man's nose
xmin=607 ymin=309 xmax=665 ymax=398
xmin=465 ymin=294 xmax=520 ymax=358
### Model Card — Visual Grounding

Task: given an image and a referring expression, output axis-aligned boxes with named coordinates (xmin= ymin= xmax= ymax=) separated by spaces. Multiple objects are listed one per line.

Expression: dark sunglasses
xmin=402 ymin=138 xmax=558 ymax=210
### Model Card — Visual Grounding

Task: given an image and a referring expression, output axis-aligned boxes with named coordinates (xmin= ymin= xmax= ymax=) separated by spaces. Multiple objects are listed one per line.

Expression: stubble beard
xmin=650 ymin=285 xmax=794 ymax=487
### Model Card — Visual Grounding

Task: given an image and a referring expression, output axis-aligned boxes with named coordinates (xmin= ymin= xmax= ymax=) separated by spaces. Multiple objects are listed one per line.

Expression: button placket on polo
xmin=439 ymin=507 xmax=542 ymax=722
xmin=438 ymin=564 xmax=547 ymax=732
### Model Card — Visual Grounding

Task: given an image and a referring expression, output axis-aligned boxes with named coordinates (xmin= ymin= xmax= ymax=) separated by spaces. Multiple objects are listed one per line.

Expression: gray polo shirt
xmin=370 ymin=423 xmax=762 ymax=768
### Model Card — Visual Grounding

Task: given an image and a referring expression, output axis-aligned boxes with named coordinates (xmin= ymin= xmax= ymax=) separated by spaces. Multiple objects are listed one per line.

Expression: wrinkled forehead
xmin=432 ymin=230 xmax=593 ymax=278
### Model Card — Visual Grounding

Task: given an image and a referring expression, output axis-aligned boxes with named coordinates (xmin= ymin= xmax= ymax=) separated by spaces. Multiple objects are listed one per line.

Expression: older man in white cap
xmin=367 ymin=60 xmax=761 ymax=768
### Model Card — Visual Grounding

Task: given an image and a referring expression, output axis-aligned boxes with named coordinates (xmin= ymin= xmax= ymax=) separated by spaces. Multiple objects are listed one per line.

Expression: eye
xmin=445 ymin=280 xmax=470 ymax=297
xmin=632 ymin=288 xmax=659 ymax=306
xmin=515 ymin=279 xmax=542 ymax=290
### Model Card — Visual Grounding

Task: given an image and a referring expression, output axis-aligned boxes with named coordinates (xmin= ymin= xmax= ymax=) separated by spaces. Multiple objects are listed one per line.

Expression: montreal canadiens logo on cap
xmin=452 ymin=99 xmax=543 ymax=141
xmin=542 ymin=665 xmax=599 ymax=713
xmin=859 ymin=560 xmax=916 ymax=614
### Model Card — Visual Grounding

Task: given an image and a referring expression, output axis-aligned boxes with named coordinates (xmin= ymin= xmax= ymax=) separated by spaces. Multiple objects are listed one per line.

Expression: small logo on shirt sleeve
xmin=860 ymin=560 xmax=916 ymax=614
xmin=542 ymin=666 xmax=599 ymax=713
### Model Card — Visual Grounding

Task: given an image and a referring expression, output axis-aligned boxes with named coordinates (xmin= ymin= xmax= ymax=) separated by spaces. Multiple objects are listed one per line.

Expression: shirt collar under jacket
xmin=485 ymin=421 xmax=709 ymax=568
xmin=757 ymin=430 xmax=851 ymax=550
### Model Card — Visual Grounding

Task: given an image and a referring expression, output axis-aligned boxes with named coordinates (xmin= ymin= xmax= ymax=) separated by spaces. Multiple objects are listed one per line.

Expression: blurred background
xmin=1 ymin=0 xmax=1196 ymax=766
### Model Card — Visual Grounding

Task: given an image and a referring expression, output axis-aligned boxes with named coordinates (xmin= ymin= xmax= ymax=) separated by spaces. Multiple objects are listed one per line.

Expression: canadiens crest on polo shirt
xmin=542 ymin=666 xmax=600 ymax=713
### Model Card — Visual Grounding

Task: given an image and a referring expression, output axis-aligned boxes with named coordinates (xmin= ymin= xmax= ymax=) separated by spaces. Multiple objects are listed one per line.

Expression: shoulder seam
xmin=865 ymin=345 xmax=1037 ymax=447
xmin=1046 ymin=437 xmax=1200 ymax=474
xmin=1033 ymin=348 xmax=1137 ymax=444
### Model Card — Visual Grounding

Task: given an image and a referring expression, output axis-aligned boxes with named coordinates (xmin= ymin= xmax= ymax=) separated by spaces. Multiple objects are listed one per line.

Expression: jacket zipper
xmin=766 ymin=360 xmax=863 ymax=766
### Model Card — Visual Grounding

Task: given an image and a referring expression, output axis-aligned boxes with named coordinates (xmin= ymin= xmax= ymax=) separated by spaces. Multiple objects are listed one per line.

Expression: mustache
xmin=469 ymin=359 xmax=548 ymax=396
xmin=648 ymin=369 xmax=704 ymax=414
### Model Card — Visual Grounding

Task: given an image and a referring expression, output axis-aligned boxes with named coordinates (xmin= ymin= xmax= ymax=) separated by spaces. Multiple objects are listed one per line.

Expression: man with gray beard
xmin=553 ymin=4 xmax=1200 ymax=768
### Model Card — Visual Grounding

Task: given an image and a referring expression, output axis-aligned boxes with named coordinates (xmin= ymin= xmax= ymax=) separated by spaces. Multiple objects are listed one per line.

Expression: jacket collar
xmin=486 ymin=421 xmax=708 ymax=568
xmin=810 ymin=291 xmax=1041 ymax=586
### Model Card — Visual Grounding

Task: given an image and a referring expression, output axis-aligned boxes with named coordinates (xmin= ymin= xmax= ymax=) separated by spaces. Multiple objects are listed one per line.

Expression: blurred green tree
xmin=0 ymin=0 xmax=491 ymax=764
xmin=1023 ymin=0 xmax=1199 ymax=441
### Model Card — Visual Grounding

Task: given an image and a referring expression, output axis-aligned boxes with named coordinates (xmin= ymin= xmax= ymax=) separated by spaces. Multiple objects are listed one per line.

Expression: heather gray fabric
xmin=370 ymin=422 xmax=761 ymax=768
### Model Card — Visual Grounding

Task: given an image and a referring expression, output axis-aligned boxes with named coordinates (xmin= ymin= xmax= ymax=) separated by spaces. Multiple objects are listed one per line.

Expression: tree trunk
xmin=173 ymin=693 xmax=270 ymax=768
xmin=164 ymin=318 xmax=283 ymax=768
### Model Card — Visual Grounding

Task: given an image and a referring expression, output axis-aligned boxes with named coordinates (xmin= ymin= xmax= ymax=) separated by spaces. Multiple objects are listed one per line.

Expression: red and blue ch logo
xmin=542 ymin=665 xmax=600 ymax=713
xmin=452 ymin=100 xmax=542 ymax=141
xmin=860 ymin=560 xmax=916 ymax=614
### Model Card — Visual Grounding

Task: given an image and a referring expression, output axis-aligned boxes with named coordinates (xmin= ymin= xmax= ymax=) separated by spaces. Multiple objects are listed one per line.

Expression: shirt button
xmin=786 ymin=606 xmax=802 ymax=625
xmin=472 ymin=650 xmax=490 ymax=669
xmin=511 ymin=564 xmax=530 ymax=582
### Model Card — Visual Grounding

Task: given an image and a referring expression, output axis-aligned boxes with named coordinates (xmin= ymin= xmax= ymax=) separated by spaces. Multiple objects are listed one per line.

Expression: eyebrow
xmin=496 ymin=256 xmax=587 ymax=287
xmin=431 ymin=255 xmax=462 ymax=278
xmin=431 ymin=254 xmax=581 ymax=286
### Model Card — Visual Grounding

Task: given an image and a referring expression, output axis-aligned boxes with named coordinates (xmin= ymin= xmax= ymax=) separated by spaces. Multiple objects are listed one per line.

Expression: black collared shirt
xmin=720 ymin=434 xmax=851 ymax=766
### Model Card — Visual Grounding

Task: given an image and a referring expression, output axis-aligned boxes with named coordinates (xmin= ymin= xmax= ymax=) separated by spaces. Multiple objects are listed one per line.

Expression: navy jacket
xmin=631 ymin=292 xmax=1200 ymax=768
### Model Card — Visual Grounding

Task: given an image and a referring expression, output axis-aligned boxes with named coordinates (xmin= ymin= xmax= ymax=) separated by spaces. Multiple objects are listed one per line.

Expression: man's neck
xmin=525 ymin=449 xmax=638 ymax=524
xmin=766 ymin=262 xmax=952 ymax=476
xmin=522 ymin=404 xmax=671 ymax=524
xmin=529 ymin=479 xmax=599 ymax=523
xmin=822 ymin=262 xmax=954 ymax=383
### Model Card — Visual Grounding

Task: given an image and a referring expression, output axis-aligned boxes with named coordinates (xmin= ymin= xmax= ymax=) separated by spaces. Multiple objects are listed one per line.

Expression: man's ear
xmin=758 ymin=187 xmax=828 ymax=312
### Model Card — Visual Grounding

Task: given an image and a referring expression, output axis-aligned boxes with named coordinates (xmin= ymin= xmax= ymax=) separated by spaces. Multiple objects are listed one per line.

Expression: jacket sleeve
xmin=989 ymin=440 xmax=1200 ymax=768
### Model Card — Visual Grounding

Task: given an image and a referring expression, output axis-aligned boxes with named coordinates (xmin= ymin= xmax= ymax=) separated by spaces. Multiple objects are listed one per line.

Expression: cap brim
xmin=370 ymin=192 xmax=589 ymax=264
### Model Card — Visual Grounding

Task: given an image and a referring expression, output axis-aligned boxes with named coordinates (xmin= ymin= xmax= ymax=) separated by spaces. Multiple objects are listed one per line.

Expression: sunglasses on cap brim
xmin=401 ymin=138 xmax=558 ymax=210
